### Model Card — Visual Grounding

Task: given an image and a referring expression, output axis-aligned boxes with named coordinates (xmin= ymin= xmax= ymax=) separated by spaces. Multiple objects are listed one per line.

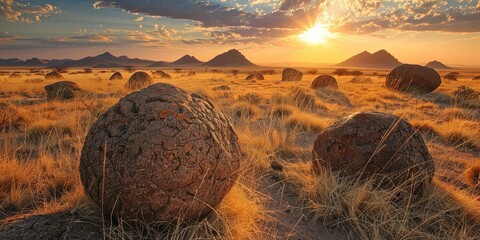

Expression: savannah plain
xmin=0 ymin=63 xmax=479 ymax=239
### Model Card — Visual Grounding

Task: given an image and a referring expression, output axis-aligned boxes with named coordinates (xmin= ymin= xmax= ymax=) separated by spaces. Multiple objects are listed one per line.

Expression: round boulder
xmin=80 ymin=83 xmax=241 ymax=223
xmin=44 ymin=71 xmax=65 ymax=81
xmin=109 ymin=72 xmax=123 ymax=80
xmin=124 ymin=71 xmax=153 ymax=90
xmin=282 ymin=68 xmax=303 ymax=82
xmin=44 ymin=81 xmax=82 ymax=101
xmin=312 ymin=112 xmax=435 ymax=194
xmin=246 ymin=72 xmax=264 ymax=81
xmin=386 ymin=64 xmax=441 ymax=93
xmin=152 ymin=70 xmax=172 ymax=79
xmin=311 ymin=75 xmax=338 ymax=89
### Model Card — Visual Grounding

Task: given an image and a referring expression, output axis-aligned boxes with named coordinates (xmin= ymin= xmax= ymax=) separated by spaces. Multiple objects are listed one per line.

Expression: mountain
xmin=170 ymin=55 xmax=204 ymax=66
xmin=338 ymin=50 xmax=402 ymax=69
xmin=204 ymin=49 xmax=256 ymax=67
xmin=0 ymin=58 xmax=24 ymax=66
xmin=54 ymin=52 xmax=156 ymax=67
xmin=425 ymin=60 xmax=452 ymax=69
xmin=149 ymin=61 xmax=169 ymax=67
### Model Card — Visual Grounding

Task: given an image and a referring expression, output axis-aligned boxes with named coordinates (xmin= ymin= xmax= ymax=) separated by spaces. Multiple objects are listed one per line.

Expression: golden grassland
xmin=0 ymin=67 xmax=479 ymax=239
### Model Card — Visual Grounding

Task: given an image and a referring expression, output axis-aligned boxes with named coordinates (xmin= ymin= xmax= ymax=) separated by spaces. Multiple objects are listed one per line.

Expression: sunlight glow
xmin=299 ymin=24 xmax=332 ymax=44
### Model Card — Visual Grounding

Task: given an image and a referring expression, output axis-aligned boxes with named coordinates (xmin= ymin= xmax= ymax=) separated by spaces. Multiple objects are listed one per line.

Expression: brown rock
xmin=124 ymin=71 xmax=153 ymax=90
xmin=246 ymin=71 xmax=264 ymax=80
xmin=80 ymin=83 xmax=241 ymax=224
xmin=44 ymin=71 xmax=65 ymax=81
xmin=386 ymin=64 xmax=441 ymax=93
xmin=152 ymin=70 xmax=172 ymax=79
xmin=473 ymin=76 xmax=480 ymax=81
xmin=44 ymin=81 xmax=82 ymax=101
xmin=109 ymin=72 xmax=123 ymax=80
xmin=282 ymin=68 xmax=303 ymax=81
xmin=187 ymin=71 xmax=196 ymax=76
xmin=0 ymin=211 xmax=103 ymax=240
xmin=311 ymin=75 xmax=338 ymax=89
xmin=312 ymin=112 xmax=435 ymax=194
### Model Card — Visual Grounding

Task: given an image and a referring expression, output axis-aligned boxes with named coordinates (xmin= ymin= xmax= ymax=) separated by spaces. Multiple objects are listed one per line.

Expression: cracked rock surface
xmin=282 ymin=68 xmax=303 ymax=81
xmin=80 ymin=83 xmax=241 ymax=224
xmin=0 ymin=211 xmax=103 ymax=240
xmin=312 ymin=112 xmax=435 ymax=193
xmin=311 ymin=75 xmax=338 ymax=89
xmin=124 ymin=71 xmax=153 ymax=90
xmin=386 ymin=64 xmax=441 ymax=93
xmin=44 ymin=81 xmax=82 ymax=101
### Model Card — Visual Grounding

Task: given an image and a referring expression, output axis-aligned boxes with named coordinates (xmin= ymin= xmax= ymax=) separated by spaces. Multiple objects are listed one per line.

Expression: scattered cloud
xmin=0 ymin=0 xmax=61 ymax=23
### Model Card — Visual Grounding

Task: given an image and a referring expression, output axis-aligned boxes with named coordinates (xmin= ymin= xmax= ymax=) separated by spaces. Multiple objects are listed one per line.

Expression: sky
xmin=0 ymin=0 xmax=479 ymax=66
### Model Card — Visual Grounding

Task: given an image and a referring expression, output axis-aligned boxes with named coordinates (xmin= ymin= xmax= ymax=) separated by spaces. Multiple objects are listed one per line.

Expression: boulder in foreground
xmin=80 ymin=83 xmax=241 ymax=223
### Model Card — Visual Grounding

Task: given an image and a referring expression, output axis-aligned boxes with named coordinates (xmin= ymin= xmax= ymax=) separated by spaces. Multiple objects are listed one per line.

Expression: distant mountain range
xmin=337 ymin=50 xmax=402 ymax=69
xmin=0 ymin=49 xmax=256 ymax=68
xmin=425 ymin=60 xmax=452 ymax=69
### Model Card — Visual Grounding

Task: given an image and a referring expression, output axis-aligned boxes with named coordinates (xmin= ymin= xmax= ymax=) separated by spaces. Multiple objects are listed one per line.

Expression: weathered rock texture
xmin=124 ymin=71 xmax=153 ymax=90
xmin=44 ymin=81 xmax=82 ymax=101
xmin=110 ymin=72 xmax=123 ymax=80
xmin=0 ymin=211 xmax=103 ymax=240
xmin=311 ymin=75 xmax=338 ymax=89
xmin=386 ymin=64 xmax=441 ymax=93
xmin=282 ymin=68 xmax=303 ymax=81
xmin=80 ymin=83 xmax=241 ymax=223
xmin=245 ymin=72 xmax=264 ymax=80
xmin=312 ymin=112 xmax=435 ymax=193
xmin=44 ymin=71 xmax=65 ymax=81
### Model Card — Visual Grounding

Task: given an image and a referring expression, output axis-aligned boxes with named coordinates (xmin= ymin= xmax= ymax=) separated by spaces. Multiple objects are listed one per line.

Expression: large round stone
xmin=312 ymin=112 xmax=435 ymax=193
xmin=44 ymin=71 xmax=65 ymax=81
xmin=311 ymin=75 xmax=338 ymax=89
xmin=109 ymin=72 xmax=123 ymax=80
xmin=282 ymin=68 xmax=303 ymax=81
xmin=44 ymin=81 xmax=81 ymax=101
xmin=124 ymin=71 xmax=153 ymax=90
xmin=246 ymin=71 xmax=264 ymax=80
xmin=80 ymin=83 xmax=241 ymax=223
xmin=386 ymin=64 xmax=441 ymax=93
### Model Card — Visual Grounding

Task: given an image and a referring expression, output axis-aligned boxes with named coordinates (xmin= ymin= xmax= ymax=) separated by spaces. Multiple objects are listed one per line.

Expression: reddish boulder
xmin=282 ymin=68 xmax=303 ymax=81
xmin=312 ymin=112 xmax=435 ymax=194
xmin=80 ymin=83 xmax=241 ymax=223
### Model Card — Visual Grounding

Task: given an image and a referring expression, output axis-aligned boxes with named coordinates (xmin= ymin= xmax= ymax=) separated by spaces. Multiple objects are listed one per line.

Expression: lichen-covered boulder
xmin=124 ymin=71 xmax=153 ymax=90
xmin=312 ymin=112 xmax=435 ymax=194
xmin=44 ymin=71 xmax=65 ymax=81
xmin=386 ymin=64 xmax=441 ymax=93
xmin=311 ymin=75 xmax=338 ymax=89
xmin=246 ymin=72 xmax=264 ymax=81
xmin=44 ymin=81 xmax=81 ymax=101
xmin=282 ymin=68 xmax=303 ymax=81
xmin=110 ymin=72 xmax=123 ymax=80
xmin=80 ymin=83 xmax=241 ymax=223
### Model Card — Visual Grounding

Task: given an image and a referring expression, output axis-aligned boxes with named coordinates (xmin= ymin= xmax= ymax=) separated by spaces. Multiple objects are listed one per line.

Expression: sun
xmin=299 ymin=24 xmax=332 ymax=44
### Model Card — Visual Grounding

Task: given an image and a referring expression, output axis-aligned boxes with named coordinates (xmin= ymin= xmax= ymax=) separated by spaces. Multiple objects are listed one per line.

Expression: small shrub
xmin=453 ymin=86 xmax=480 ymax=101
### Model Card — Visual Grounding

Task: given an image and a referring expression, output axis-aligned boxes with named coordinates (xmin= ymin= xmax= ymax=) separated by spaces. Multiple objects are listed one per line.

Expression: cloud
xmin=134 ymin=16 xmax=144 ymax=22
xmin=0 ymin=0 xmax=61 ymax=23
xmin=279 ymin=0 xmax=312 ymax=11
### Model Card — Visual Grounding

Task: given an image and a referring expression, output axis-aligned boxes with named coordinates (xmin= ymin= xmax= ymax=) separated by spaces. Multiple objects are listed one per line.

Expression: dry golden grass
xmin=0 ymin=67 xmax=479 ymax=239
